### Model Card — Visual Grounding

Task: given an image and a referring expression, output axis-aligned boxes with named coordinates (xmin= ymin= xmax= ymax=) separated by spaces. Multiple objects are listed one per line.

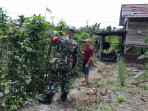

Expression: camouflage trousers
xmin=47 ymin=69 xmax=71 ymax=95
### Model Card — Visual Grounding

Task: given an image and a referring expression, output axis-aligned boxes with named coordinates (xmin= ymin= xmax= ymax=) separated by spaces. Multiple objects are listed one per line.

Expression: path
xmin=18 ymin=61 xmax=148 ymax=111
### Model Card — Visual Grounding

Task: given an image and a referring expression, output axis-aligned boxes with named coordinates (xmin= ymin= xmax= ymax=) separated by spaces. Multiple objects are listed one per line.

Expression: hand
xmin=52 ymin=31 xmax=57 ymax=37
xmin=79 ymin=47 xmax=82 ymax=51
xmin=72 ymin=67 xmax=75 ymax=70
xmin=85 ymin=64 xmax=89 ymax=69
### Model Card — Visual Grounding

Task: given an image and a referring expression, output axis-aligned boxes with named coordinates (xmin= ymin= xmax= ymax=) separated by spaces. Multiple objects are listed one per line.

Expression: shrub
xmin=140 ymin=84 xmax=148 ymax=90
xmin=117 ymin=95 xmax=127 ymax=102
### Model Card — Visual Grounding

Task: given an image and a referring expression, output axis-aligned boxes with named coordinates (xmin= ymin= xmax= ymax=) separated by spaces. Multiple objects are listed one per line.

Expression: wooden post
xmin=99 ymin=36 xmax=103 ymax=60
xmin=121 ymin=35 xmax=124 ymax=56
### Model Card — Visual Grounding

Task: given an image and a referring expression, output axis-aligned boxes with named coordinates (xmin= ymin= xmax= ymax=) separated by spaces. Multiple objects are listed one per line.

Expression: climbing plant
xmin=0 ymin=8 xmax=51 ymax=110
xmin=0 ymin=7 xmax=112 ymax=111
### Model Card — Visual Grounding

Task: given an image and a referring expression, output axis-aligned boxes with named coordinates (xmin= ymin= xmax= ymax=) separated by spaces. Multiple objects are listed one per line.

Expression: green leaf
xmin=138 ymin=55 xmax=145 ymax=59
xmin=10 ymin=105 xmax=18 ymax=110
xmin=26 ymin=47 xmax=33 ymax=52
xmin=1 ymin=102 xmax=6 ymax=107
xmin=26 ymin=78 xmax=32 ymax=84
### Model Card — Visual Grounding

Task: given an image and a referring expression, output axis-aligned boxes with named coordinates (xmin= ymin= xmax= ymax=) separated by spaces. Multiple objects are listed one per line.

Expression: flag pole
xmin=51 ymin=16 xmax=54 ymax=31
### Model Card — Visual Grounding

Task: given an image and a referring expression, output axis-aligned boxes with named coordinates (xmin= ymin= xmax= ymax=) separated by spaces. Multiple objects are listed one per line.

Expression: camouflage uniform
xmin=47 ymin=36 xmax=78 ymax=95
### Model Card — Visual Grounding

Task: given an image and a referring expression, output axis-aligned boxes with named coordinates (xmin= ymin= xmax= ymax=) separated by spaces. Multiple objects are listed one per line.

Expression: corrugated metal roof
xmin=119 ymin=4 xmax=148 ymax=26
xmin=122 ymin=4 xmax=148 ymax=18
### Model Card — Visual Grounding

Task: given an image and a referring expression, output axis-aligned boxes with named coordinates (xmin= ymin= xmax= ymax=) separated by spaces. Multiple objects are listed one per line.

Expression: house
xmin=119 ymin=4 xmax=148 ymax=64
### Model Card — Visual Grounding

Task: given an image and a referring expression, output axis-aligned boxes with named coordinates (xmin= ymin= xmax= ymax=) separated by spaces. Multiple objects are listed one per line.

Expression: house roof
xmin=119 ymin=4 xmax=148 ymax=25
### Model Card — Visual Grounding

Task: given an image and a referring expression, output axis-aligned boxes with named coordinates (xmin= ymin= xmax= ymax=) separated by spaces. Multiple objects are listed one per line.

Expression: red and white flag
xmin=46 ymin=7 xmax=52 ymax=14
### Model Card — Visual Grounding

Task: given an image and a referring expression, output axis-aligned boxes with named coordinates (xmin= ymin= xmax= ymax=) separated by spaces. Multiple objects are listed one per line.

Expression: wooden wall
xmin=123 ymin=53 xmax=147 ymax=64
xmin=125 ymin=19 xmax=148 ymax=46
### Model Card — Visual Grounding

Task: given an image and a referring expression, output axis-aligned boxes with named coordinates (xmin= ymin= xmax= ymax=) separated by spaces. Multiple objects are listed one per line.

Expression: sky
xmin=1 ymin=0 xmax=148 ymax=29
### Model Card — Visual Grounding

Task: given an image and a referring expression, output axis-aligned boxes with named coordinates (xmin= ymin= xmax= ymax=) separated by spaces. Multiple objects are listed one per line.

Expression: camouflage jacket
xmin=52 ymin=36 xmax=78 ymax=69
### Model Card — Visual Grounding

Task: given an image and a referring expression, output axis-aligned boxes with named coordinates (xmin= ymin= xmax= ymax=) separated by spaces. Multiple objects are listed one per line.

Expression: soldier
xmin=38 ymin=28 xmax=78 ymax=104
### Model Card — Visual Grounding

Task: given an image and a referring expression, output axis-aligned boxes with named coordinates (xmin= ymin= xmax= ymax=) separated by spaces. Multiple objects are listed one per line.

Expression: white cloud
xmin=1 ymin=0 xmax=148 ymax=28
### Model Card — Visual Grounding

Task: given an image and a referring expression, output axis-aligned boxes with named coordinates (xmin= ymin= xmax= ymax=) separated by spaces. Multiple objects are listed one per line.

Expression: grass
xmin=76 ymin=103 xmax=85 ymax=111
xmin=117 ymin=60 xmax=127 ymax=86
xmin=106 ymin=77 xmax=115 ymax=85
xmin=70 ymin=78 xmax=76 ymax=88
xmin=117 ymin=95 xmax=127 ymax=102
xmin=140 ymin=84 xmax=148 ymax=90
xmin=136 ymin=71 xmax=148 ymax=81
xmin=126 ymin=71 xmax=136 ymax=76
xmin=100 ymin=102 xmax=112 ymax=111
xmin=112 ymin=83 xmax=135 ymax=95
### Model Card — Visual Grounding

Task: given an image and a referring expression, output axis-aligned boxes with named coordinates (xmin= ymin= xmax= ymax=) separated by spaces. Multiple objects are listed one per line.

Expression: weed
xmin=136 ymin=71 xmax=148 ymax=81
xmin=117 ymin=60 xmax=127 ymax=86
xmin=70 ymin=79 xmax=76 ymax=88
xmin=76 ymin=104 xmax=85 ymax=111
xmin=126 ymin=71 xmax=136 ymax=76
xmin=140 ymin=84 xmax=148 ymax=90
xmin=99 ymin=83 xmax=105 ymax=89
xmin=106 ymin=77 xmax=115 ymax=85
xmin=100 ymin=102 xmax=112 ymax=111
xmin=87 ymin=107 xmax=94 ymax=111
xmin=92 ymin=80 xmax=98 ymax=85
xmin=117 ymin=95 xmax=127 ymax=102
xmin=114 ymin=86 xmax=128 ymax=93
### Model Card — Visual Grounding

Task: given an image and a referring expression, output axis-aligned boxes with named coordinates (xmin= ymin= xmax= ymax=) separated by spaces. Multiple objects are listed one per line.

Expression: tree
xmin=106 ymin=25 xmax=112 ymax=32
xmin=56 ymin=20 xmax=68 ymax=35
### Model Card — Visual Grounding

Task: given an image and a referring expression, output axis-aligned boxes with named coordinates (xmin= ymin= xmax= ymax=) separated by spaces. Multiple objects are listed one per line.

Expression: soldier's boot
xmin=61 ymin=92 xmax=68 ymax=102
xmin=38 ymin=94 xmax=53 ymax=104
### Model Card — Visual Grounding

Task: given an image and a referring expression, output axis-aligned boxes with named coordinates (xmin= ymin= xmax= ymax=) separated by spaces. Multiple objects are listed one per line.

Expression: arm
xmin=85 ymin=48 xmax=94 ymax=68
xmin=79 ymin=47 xmax=84 ymax=55
xmin=52 ymin=36 xmax=60 ymax=43
xmin=85 ymin=56 xmax=93 ymax=68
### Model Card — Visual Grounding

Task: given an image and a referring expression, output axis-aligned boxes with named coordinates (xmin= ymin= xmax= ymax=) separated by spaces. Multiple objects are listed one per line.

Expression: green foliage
xmin=136 ymin=71 xmax=148 ymax=81
xmin=118 ymin=60 xmax=127 ymax=86
xmin=140 ymin=84 xmax=148 ymax=90
xmin=117 ymin=95 xmax=127 ymax=102
xmin=138 ymin=37 xmax=148 ymax=67
xmin=56 ymin=20 xmax=68 ymax=35
xmin=106 ymin=77 xmax=115 ymax=85
xmin=0 ymin=7 xmax=123 ymax=110
xmin=0 ymin=91 xmax=35 ymax=111
xmin=100 ymin=102 xmax=112 ymax=111
xmin=104 ymin=35 xmax=122 ymax=54
xmin=0 ymin=8 xmax=8 ymax=35
xmin=106 ymin=25 xmax=112 ymax=32
xmin=101 ymin=25 xmax=123 ymax=32
xmin=100 ymin=105 xmax=111 ymax=111
xmin=69 ymin=78 xmax=76 ymax=88
xmin=0 ymin=8 xmax=51 ymax=110
xmin=79 ymin=23 xmax=101 ymax=35
xmin=76 ymin=104 xmax=85 ymax=111
xmin=126 ymin=71 xmax=136 ymax=76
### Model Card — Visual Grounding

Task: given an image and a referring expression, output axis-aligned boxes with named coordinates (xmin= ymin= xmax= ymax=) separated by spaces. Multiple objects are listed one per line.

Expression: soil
xmin=18 ymin=61 xmax=148 ymax=111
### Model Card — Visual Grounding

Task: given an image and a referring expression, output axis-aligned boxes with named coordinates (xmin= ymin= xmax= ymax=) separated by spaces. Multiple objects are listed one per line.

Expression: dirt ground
xmin=18 ymin=61 xmax=148 ymax=111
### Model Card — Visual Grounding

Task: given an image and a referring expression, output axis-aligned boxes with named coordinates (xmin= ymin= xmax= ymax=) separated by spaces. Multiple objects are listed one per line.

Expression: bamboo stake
xmin=11 ymin=39 xmax=16 ymax=96
xmin=3 ymin=38 xmax=8 ymax=97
